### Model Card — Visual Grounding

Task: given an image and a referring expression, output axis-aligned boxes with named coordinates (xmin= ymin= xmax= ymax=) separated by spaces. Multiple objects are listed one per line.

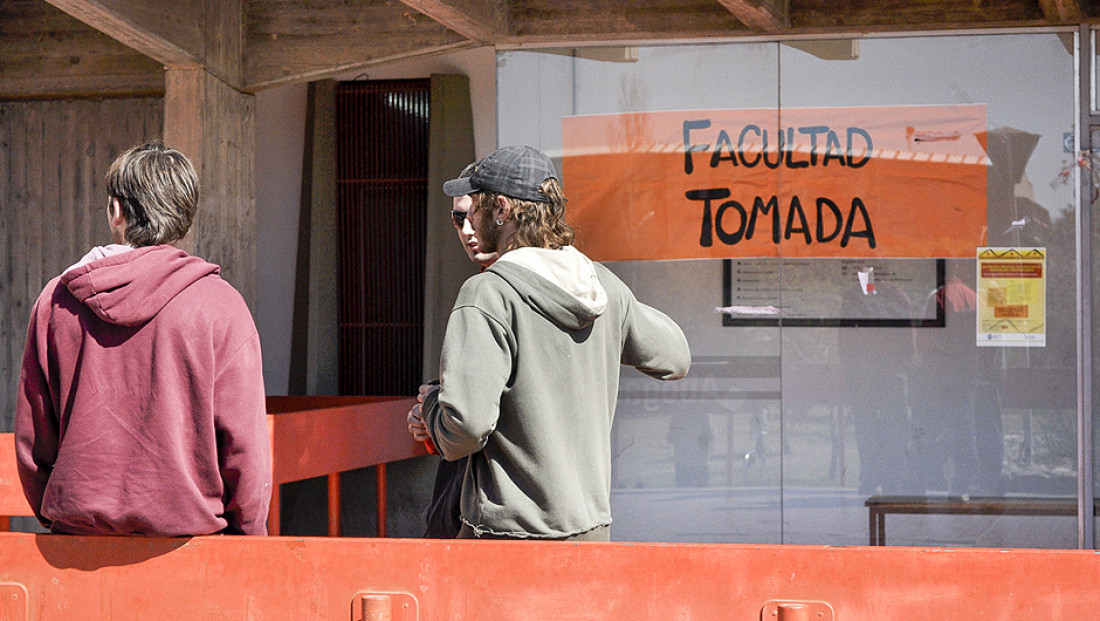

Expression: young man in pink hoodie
xmin=15 ymin=141 xmax=271 ymax=536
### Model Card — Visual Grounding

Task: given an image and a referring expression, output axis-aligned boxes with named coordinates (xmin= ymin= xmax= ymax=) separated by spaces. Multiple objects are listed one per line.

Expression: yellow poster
xmin=976 ymin=247 xmax=1046 ymax=347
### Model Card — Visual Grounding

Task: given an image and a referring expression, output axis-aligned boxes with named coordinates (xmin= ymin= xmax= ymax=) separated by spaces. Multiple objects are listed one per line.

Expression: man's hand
xmin=406 ymin=383 xmax=441 ymax=443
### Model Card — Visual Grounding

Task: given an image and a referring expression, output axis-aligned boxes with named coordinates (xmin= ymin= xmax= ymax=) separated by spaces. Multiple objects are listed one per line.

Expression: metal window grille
xmin=335 ymin=79 xmax=429 ymax=396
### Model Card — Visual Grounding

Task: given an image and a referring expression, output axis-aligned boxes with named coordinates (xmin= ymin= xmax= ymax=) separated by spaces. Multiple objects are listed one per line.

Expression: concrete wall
xmin=252 ymin=46 xmax=497 ymax=536
xmin=254 ymin=46 xmax=497 ymax=397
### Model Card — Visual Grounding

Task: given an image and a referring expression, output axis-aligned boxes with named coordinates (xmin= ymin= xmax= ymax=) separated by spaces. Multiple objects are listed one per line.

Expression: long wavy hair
xmin=472 ymin=177 xmax=574 ymax=251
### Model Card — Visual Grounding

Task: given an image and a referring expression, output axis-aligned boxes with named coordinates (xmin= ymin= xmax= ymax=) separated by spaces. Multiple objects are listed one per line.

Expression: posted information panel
xmin=976 ymin=247 xmax=1046 ymax=347
xmin=721 ymin=258 xmax=944 ymax=327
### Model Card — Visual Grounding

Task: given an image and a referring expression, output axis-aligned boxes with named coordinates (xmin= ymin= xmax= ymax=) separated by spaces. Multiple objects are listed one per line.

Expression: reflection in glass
xmin=497 ymin=31 xmax=1078 ymax=547
xmin=838 ymin=278 xmax=916 ymax=495
xmin=907 ymin=264 xmax=1004 ymax=496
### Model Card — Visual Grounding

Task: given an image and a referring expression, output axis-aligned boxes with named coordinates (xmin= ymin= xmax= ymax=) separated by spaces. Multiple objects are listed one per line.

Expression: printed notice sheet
xmin=976 ymin=247 xmax=1046 ymax=347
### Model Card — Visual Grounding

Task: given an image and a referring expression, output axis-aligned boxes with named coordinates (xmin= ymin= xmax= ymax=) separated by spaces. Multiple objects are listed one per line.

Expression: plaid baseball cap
xmin=443 ymin=145 xmax=558 ymax=203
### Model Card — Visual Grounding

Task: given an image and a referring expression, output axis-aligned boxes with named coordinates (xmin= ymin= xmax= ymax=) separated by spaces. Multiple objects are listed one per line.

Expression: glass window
xmin=1093 ymin=29 xmax=1100 ymax=114
xmin=497 ymin=32 xmax=1079 ymax=548
xmin=1091 ymin=126 xmax=1100 ymax=545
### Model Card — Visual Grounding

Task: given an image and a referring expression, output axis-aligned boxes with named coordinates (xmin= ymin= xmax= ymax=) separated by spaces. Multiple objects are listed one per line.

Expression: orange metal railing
xmin=1 ymin=395 xmax=426 ymax=536
xmin=0 ymin=436 xmax=33 ymax=531
xmin=266 ymin=395 xmax=425 ymax=536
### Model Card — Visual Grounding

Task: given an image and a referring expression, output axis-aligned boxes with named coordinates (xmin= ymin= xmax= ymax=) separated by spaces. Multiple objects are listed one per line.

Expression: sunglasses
xmin=451 ymin=210 xmax=468 ymax=227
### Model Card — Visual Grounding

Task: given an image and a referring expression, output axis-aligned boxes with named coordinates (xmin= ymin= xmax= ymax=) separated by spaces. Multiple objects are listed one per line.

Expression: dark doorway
xmin=335 ymin=79 xmax=429 ymax=396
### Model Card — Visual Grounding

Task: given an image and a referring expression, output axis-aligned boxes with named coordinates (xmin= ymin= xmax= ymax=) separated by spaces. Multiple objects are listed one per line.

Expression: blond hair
xmin=473 ymin=178 xmax=574 ymax=251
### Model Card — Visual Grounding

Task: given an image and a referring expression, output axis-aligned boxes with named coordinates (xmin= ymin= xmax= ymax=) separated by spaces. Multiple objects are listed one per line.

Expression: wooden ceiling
xmin=2 ymin=0 xmax=1098 ymax=99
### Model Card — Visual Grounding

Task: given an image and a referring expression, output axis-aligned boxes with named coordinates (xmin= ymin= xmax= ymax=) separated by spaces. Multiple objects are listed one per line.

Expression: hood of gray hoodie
xmin=485 ymin=246 xmax=608 ymax=331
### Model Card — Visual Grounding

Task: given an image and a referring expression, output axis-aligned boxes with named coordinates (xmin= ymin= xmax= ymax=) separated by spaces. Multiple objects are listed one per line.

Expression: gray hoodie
xmin=424 ymin=246 xmax=690 ymax=538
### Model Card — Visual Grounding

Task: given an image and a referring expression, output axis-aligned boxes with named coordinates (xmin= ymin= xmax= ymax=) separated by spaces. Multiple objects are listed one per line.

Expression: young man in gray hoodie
xmin=408 ymin=145 xmax=690 ymax=540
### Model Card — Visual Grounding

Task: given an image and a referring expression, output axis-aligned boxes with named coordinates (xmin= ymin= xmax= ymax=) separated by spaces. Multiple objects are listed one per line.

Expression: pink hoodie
xmin=15 ymin=245 xmax=271 ymax=536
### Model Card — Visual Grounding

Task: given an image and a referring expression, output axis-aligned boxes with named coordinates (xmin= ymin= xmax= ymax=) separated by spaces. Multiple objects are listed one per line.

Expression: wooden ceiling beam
xmin=0 ymin=73 xmax=164 ymax=101
xmin=792 ymin=0 xmax=1044 ymax=31
xmin=1038 ymin=0 xmax=1085 ymax=22
xmin=40 ymin=0 xmax=245 ymax=89
xmin=40 ymin=0 xmax=203 ymax=66
xmin=5 ymin=0 xmax=1097 ymax=98
xmin=244 ymin=36 xmax=474 ymax=91
xmin=0 ymin=0 xmax=164 ymax=100
xmin=715 ymin=0 xmax=789 ymax=34
xmin=395 ymin=0 xmax=504 ymax=43
xmin=502 ymin=1 xmax=751 ymax=43
xmin=244 ymin=0 xmax=471 ymax=90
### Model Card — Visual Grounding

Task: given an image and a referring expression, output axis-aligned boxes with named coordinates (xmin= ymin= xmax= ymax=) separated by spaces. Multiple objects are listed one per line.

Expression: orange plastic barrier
xmin=0 ymin=532 xmax=1097 ymax=619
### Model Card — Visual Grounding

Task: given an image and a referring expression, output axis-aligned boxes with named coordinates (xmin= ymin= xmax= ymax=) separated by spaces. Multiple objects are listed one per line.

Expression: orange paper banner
xmin=561 ymin=105 xmax=989 ymax=261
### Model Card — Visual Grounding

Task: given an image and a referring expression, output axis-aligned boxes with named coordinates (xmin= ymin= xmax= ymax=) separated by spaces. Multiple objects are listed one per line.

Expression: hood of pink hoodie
xmin=60 ymin=245 xmax=220 ymax=327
